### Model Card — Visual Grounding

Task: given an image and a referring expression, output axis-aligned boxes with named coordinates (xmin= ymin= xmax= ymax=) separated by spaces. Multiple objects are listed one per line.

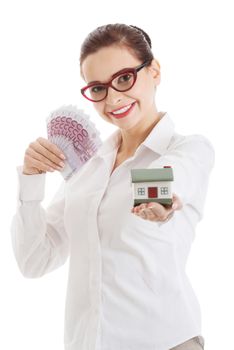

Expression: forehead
xmin=81 ymin=46 xmax=141 ymax=83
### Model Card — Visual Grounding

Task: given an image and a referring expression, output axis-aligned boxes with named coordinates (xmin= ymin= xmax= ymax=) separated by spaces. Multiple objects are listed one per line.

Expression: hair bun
xmin=129 ymin=25 xmax=152 ymax=48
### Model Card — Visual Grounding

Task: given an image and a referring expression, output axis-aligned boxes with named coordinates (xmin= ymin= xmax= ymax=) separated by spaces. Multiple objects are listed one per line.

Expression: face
xmin=81 ymin=45 xmax=161 ymax=131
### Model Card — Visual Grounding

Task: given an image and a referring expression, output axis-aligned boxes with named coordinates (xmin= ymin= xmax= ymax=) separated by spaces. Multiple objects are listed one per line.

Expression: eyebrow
xmin=87 ymin=66 xmax=131 ymax=85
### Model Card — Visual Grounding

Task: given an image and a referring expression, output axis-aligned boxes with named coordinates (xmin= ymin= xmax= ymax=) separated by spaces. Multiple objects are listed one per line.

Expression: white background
xmin=1 ymin=0 xmax=233 ymax=349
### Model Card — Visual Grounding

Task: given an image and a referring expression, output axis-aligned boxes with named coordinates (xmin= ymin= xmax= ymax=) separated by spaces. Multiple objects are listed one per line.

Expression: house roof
xmin=131 ymin=167 xmax=174 ymax=182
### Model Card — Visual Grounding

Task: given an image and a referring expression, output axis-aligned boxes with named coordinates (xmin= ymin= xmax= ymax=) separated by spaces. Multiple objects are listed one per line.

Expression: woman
xmin=11 ymin=23 xmax=214 ymax=350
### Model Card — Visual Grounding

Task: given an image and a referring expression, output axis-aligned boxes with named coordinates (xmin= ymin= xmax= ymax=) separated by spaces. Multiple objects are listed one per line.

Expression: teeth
xmin=112 ymin=103 xmax=133 ymax=115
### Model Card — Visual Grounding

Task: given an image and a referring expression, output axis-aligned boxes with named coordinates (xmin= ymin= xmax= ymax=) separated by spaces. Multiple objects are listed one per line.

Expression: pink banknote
xmin=46 ymin=105 xmax=102 ymax=180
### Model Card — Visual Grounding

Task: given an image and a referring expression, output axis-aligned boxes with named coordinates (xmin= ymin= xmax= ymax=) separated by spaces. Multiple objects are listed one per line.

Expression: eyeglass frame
xmin=80 ymin=59 xmax=152 ymax=102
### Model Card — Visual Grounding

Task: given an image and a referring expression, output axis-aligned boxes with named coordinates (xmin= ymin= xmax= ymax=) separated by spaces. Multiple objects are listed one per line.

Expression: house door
xmin=148 ymin=187 xmax=158 ymax=198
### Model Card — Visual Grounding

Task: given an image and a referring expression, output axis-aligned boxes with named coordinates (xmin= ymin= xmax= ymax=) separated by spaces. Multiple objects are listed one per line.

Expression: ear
xmin=147 ymin=58 xmax=161 ymax=86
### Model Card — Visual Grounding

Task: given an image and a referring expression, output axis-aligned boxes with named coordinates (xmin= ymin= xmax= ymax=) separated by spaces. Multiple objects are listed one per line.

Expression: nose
xmin=105 ymin=86 xmax=123 ymax=105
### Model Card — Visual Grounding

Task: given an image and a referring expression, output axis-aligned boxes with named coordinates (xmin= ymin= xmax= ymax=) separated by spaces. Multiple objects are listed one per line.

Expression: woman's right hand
xmin=22 ymin=137 xmax=66 ymax=175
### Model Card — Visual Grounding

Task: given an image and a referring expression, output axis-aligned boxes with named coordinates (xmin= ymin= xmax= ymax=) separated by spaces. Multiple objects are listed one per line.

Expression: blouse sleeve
xmin=147 ymin=135 xmax=215 ymax=221
xmin=10 ymin=166 xmax=70 ymax=278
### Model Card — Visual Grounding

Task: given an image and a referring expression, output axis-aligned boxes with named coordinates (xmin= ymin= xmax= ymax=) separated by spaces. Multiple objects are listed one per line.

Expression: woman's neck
xmin=117 ymin=111 xmax=165 ymax=156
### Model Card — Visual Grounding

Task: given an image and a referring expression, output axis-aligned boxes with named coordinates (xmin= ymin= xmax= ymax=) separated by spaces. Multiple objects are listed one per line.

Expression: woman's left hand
xmin=131 ymin=193 xmax=183 ymax=222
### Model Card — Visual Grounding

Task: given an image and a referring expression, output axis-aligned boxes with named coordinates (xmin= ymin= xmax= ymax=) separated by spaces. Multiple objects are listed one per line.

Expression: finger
xmin=133 ymin=204 xmax=148 ymax=217
xmin=24 ymin=154 xmax=56 ymax=172
xmin=36 ymin=137 xmax=66 ymax=161
xmin=133 ymin=203 xmax=147 ymax=213
xmin=147 ymin=206 xmax=174 ymax=222
xmin=134 ymin=197 xmax=180 ymax=222
xmin=138 ymin=206 xmax=168 ymax=222
xmin=138 ymin=207 xmax=155 ymax=221
xmin=172 ymin=193 xmax=183 ymax=210
xmin=133 ymin=201 xmax=171 ymax=221
xmin=137 ymin=204 xmax=161 ymax=221
xmin=138 ymin=209 xmax=147 ymax=219
xmin=146 ymin=202 xmax=173 ymax=221
xmin=148 ymin=202 xmax=167 ymax=217
xmin=26 ymin=147 xmax=64 ymax=171
xmin=145 ymin=207 xmax=160 ymax=221
xmin=30 ymin=140 xmax=66 ymax=168
xmin=136 ymin=206 xmax=173 ymax=222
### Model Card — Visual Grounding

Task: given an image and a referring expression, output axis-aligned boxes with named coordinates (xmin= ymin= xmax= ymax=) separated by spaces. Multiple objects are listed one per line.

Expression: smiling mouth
xmin=109 ymin=102 xmax=136 ymax=118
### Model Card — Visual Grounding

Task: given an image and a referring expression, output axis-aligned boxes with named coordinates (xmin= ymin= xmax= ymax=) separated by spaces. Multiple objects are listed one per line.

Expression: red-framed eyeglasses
xmin=81 ymin=59 xmax=151 ymax=102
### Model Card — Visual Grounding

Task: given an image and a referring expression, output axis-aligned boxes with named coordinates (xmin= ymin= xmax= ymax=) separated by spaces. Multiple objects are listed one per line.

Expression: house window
xmin=148 ymin=187 xmax=158 ymax=198
xmin=137 ymin=187 xmax=145 ymax=195
xmin=160 ymin=187 xmax=168 ymax=195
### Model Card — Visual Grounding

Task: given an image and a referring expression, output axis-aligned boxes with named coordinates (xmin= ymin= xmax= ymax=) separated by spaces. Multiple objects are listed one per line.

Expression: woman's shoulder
xmin=168 ymin=131 xmax=215 ymax=155
xmin=158 ymin=131 xmax=216 ymax=172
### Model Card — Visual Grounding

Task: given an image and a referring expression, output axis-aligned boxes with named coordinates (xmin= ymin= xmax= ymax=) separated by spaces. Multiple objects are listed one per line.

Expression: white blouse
xmin=11 ymin=112 xmax=215 ymax=350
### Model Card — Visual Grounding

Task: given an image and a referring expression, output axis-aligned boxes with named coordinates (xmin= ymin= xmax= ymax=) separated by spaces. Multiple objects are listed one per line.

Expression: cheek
xmin=127 ymin=81 xmax=153 ymax=103
xmin=140 ymin=81 xmax=155 ymax=104
xmin=93 ymin=102 xmax=104 ymax=115
xmin=127 ymin=84 xmax=141 ymax=98
xmin=93 ymin=103 xmax=110 ymax=121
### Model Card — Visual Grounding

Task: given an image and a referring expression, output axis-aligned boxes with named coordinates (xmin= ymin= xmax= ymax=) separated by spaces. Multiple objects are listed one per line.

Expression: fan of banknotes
xmin=46 ymin=105 xmax=102 ymax=180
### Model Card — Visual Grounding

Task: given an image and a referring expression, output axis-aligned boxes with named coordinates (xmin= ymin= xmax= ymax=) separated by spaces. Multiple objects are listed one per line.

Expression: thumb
xmin=172 ymin=193 xmax=183 ymax=210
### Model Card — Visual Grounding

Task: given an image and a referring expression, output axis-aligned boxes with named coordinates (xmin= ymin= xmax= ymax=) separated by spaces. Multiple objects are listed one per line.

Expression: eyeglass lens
xmin=84 ymin=71 xmax=135 ymax=101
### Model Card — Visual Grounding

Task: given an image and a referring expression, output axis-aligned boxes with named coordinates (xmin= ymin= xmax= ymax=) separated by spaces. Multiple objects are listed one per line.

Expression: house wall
xmin=132 ymin=181 xmax=172 ymax=200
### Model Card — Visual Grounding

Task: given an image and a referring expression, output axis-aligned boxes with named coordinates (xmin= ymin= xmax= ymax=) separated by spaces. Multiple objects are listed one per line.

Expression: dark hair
xmin=79 ymin=23 xmax=156 ymax=78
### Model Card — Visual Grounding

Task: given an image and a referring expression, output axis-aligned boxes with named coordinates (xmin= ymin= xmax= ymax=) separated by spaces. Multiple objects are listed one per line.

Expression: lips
xmin=109 ymin=102 xmax=136 ymax=118
xmin=111 ymin=102 xmax=134 ymax=113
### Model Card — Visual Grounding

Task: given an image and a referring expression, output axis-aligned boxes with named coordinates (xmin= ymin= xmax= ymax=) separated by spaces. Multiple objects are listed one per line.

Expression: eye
xmin=91 ymin=85 xmax=106 ymax=93
xmin=118 ymin=73 xmax=133 ymax=83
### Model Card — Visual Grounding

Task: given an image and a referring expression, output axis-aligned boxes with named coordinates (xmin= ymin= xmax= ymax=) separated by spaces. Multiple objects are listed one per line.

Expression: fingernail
xmin=172 ymin=203 xmax=176 ymax=209
xmin=60 ymin=154 xmax=66 ymax=160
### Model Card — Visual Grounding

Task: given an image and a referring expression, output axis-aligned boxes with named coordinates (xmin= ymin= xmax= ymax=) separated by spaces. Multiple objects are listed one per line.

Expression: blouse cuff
xmin=16 ymin=165 xmax=46 ymax=201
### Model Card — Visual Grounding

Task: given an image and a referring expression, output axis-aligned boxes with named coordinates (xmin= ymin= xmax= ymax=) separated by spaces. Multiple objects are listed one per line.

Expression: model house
xmin=131 ymin=166 xmax=174 ymax=207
